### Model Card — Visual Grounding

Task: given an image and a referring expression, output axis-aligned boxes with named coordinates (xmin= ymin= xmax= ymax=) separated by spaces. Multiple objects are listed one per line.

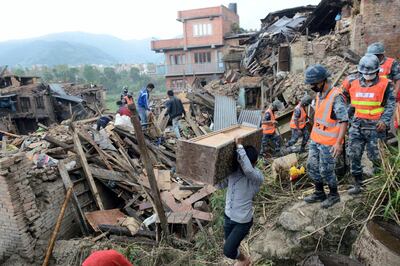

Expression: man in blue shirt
xmin=137 ymin=83 xmax=154 ymax=125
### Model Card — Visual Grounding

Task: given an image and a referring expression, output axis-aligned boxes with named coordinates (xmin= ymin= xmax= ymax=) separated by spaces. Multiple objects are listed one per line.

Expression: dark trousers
xmin=223 ymin=214 xmax=253 ymax=260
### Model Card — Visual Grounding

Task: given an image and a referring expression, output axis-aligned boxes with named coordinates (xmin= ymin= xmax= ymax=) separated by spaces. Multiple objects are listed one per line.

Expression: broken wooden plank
xmin=89 ymin=166 xmax=130 ymax=183
xmin=44 ymin=135 xmax=71 ymax=149
xmin=85 ymin=209 xmax=125 ymax=232
xmin=191 ymin=210 xmax=213 ymax=221
xmin=160 ymin=191 xmax=192 ymax=212
xmin=139 ymin=202 xmax=153 ymax=211
xmin=185 ymin=114 xmax=202 ymax=137
xmin=170 ymin=184 xmax=193 ymax=201
xmin=73 ymin=131 xmax=104 ymax=210
xmin=183 ymin=185 xmax=216 ymax=206
xmin=0 ymin=129 xmax=21 ymax=138
xmin=98 ymin=224 xmax=156 ymax=239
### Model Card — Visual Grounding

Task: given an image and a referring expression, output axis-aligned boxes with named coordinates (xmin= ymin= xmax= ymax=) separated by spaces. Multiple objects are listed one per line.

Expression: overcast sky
xmin=1 ymin=0 xmax=320 ymax=42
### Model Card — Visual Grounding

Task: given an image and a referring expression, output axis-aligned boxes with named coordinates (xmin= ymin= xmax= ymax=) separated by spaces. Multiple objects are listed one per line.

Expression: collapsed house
xmin=0 ymin=68 xmax=105 ymax=134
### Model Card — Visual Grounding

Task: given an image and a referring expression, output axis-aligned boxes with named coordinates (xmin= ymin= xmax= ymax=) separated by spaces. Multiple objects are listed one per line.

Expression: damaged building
xmin=0 ymin=68 xmax=106 ymax=134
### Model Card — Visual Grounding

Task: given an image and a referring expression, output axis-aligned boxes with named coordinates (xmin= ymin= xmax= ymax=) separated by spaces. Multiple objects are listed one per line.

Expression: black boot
xmin=321 ymin=185 xmax=340 ymax=208
xmin=304 ymin=182 xmax=327 ymax=203
xmin=348 ymin=175 xmax=363 ymax=195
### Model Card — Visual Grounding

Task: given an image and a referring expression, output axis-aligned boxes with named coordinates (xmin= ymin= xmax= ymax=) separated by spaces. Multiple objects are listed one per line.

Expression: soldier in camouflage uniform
xmin=304 ymin=65 xmax=349 ymax=208
xmin=347 ymin=54 xmax=396 ymax=194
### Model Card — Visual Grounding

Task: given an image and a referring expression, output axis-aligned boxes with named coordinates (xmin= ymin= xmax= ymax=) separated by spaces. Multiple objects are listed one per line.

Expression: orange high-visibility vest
xmin=349 ymin=78 xmax=388 ymax=120
xmin=124 ymin=95 xmax=134 ymax=105
xmin=379 ymin=57 xmax=395 ymax=79
xmin=310 ymin=87 xmax=342 ymax=146
xmin=262 ymin=108 xmax=276 ymax=134
xmin=290 ymin=104 xmax=307 ymax=129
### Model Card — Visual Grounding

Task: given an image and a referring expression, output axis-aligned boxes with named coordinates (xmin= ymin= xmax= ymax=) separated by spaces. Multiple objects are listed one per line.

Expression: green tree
xmin=82 ymin=65 xmax=101 ymax=83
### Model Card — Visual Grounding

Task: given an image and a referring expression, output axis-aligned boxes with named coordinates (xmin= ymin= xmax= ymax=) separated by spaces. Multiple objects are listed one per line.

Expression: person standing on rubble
xmin=165 ymin=90 xmax=185 ymax=139
xmin=260 ymin=99 xmax=283 ymax=156
xmin=304 ymin=64 xmax=348 ymax=208
xmin=120 ymin=86 xmax=129 ymax=101
xmin=217 ymin=138 xmax=263 ymax=266
xmin=347 ymin=54 xmax=395 ymax=195
xmin=286 ymin=95 xmax=312 ymax=153
xmin=137 ymin=83 xmax=155 ymax=125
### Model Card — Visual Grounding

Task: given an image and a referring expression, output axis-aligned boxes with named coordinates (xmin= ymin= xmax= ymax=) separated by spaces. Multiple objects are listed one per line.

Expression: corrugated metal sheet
xmin=238 ymin=109 xmax=262 ymax=128
xmin=214 ymin=95 xmax=237 ymax=131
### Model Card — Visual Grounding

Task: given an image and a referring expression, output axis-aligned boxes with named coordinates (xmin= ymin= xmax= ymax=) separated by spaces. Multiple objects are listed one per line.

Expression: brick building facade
xmin=351 ymin=0 xmax=400 ymax=59
xmin=151 ymin=4 xmax=239 ymax=91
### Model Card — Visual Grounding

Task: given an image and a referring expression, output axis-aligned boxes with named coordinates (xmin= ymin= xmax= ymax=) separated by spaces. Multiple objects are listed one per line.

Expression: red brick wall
xmin=0 ymin=154 xmax=78 ymax=263
xmin=185 ymin=17 xmax=224 ymax=46
xmin=221 ymin=6 xmax=240 ymax=36
xmin=351 ymin=0 xmax=400 ymax=59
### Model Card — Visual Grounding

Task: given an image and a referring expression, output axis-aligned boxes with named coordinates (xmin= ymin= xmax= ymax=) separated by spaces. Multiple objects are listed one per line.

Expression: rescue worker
xmin=137 ymin=83 xmax=155 ymax=125
xmin=304 ymin=64 xmax=348 ymax=208
xmin=286 ymin=95 xmax=312 ymax=152
xmin=120 ymin=86 xmax=129 ymax=101
xmin=165 ymin=90 xmax=186 ymax=139
xmin=347 ymin=54 xmax=395 ymax=195
xmin=261 ymin=99 xmax=283 ymax=156
xmin=342 ymin=43 xmax=400 ymax=108
xmin=124 ymin=92 xmax=134 ymax=105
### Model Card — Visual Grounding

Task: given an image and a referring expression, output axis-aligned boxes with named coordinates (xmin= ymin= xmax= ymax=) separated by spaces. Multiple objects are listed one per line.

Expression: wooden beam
xmin=128 ymin=103 xmax=169 ymax=236
xmin=185 ymin=114 xmax=202 ymax=137
xmin=73 ymin=131 xmax=104 ymax=210
xmin=0 ymin=129 xmax=21 ymax=138
xmin=77 ymin=131 xmax=113 ymax=170
xmin=44 ymin=135 xmax=72 ymax=150
xmin=58 ymin=162 xmax=90 ymax=235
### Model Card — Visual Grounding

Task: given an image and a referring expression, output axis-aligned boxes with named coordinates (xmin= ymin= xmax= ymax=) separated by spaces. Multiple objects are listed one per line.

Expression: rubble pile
xmin=0 ymin=92 xmax=220 ymax=263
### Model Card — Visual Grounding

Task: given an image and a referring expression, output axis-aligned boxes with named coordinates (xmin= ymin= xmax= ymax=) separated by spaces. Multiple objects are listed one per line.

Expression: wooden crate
xmin=176 ymin=125 xmax=262 ymax=185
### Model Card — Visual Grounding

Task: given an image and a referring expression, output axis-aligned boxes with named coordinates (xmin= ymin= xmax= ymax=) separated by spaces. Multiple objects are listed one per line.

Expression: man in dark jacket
xmin=165 ymin=90 xmax=185 ymax=138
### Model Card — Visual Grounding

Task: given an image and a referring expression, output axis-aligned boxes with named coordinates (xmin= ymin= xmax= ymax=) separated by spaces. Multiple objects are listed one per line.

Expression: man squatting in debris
xmin=286 ymin=95 xmax=312 ymax=153
xmin=217 ymin=138 xmax=263 ymax=266
xmin=345 ymin=54 xmax=395 ymax=194
xmin=260 ymin=99 xmax=284 ymax=156
xmin=304 ymin=64 xmax=348 ymax=208
xmin=165 ymin=90 xmax=185 ymax=139
xmin=137 ymin=83 xmax=155 ymax=125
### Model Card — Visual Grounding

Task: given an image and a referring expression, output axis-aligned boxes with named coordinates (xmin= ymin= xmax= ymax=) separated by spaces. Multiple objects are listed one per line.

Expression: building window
xmin=35 ymin=96 xmax=45 ymax=109
xmin=194 ymin=52 xmax=211 ymax=64
xmin=193 ymin=23 xmax=212 ymax=37
xmin=20 ymin=97 xmax=31 ymax=112
xmin=169 ymin=54 xmax=186 ymax=65
xmin=171 ymin=79 xmax=187 ymax=90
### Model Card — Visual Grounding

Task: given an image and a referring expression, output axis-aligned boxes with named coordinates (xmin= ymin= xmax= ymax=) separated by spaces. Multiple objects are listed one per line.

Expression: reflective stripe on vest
xmin=349 ymin=78 xmax=388 ymax=120
xmin=379 ymin=57 xmax=395 ymax=78
xmin=262 ymin=109 xmax=276 ymax=134
xmin=290 ymin=104 xmax=307 ymax=129
xmin=310 ymin=87 xmax=341 ymax=146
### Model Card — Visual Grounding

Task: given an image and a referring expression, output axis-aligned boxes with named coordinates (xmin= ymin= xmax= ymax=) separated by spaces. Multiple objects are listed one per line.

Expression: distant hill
xmin=0 ymin=32 xmax=163 ymax=66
